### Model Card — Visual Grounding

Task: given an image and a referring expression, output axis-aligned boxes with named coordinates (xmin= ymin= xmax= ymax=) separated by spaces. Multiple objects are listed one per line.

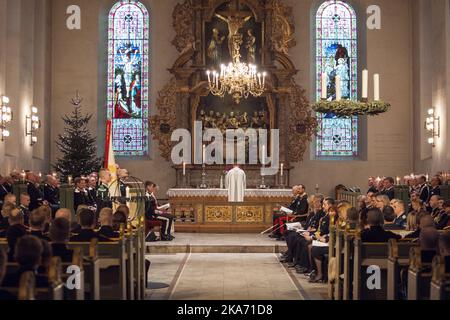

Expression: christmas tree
xmin=53 ymin=92 xmax=102 ymax=180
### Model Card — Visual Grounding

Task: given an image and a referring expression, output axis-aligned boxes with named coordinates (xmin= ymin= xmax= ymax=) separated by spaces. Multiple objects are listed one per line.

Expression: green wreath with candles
xmin=311 ymin=100 xmax=391 ymax=117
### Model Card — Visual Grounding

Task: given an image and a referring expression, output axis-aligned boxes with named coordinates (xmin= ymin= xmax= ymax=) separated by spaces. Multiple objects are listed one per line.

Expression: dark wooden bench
xmin=353 ymin=237 xmax=389 ymax=300
xmin=430 ymin=255 xmax=450 ymax=300
xmin=60 ymin=247 xmax=85 ymax=300
xmin=407 ymin=247 xmax=437 ymax=300
xmin=387 ymin=239 xmax=418 ymax=300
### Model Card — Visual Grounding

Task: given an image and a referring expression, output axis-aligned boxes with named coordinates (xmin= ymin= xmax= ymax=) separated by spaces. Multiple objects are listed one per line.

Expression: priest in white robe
xmin=225 ymin=165 xmax=246 ymax=202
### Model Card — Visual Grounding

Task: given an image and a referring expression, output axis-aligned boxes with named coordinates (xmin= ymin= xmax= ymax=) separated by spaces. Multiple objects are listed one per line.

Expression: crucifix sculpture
xmin=215 ymin=0 xmax=252 ymax=62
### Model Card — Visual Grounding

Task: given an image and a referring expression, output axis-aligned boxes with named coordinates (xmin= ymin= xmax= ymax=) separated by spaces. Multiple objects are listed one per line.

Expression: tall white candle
xmin=183 ymin=162 xmax=186 ymax=176
xmin=321 ymin=73 xmax=327 ymax=99
xmin=335 ymin=76 xmax=342 ymax=101
xmin=362 ymin=69 xmax=368 ymax=99
xmin=262 ymin=145 xmax=265 ymax=165
xmin=280 ymin=163 xmax=284 ymax=176
xmin=202 ymin=144 xmax=206 ymax=164
xmin=374 ymin=74 xmax=380 ymax=101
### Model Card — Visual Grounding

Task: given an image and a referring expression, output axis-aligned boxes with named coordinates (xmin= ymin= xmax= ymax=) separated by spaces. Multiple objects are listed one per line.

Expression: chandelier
xmin=207 ymin=62 xmax=267 ymax=104
xmin=0 ymin=96 xmax=13 ymax=141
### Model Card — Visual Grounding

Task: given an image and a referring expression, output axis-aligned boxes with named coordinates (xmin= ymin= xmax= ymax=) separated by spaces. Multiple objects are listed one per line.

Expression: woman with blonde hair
xmin=406 ymin=211 xmax=418 ymax=232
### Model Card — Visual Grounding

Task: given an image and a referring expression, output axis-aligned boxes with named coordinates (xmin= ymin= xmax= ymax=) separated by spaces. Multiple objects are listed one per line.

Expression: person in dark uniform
xmin=49 ymin=218 xmax=73 ymax=263
xmin=96 ymin=169 xmax=113 ymax=212
xmin=73 ymin=177 xmax=91 ymax=212
xmin=43 ymin=175 xmax=60 ymax=217
xmin=69 ymin=209 xmax=110 ymax=242
xmin=417 ymin=175 xmax=430 ymax=204
xmin=367 ymin=177 xmax=379 ymax=194
xmin=98 ymin=207 xmax=120 ymax=238
xmin=361 ymin=208 xmax=401 ymax=242
xmin=26 ymin=172 xmax=46 ymax=211
xmin=0 ymin=175 xmax=11 ymax=209
xmin=86 ymin=176 xmax=98 ymax=207
xmin=381 ymin=177 xmax=395 ymax=200
xmin=429 ymin=176 xmax=441 ymax=199
xmin=18 ymin=193 xmax=31 ymax=226
xmin=391 ymin=199 xmax=407 ymax=229
xmin=145 ymin=181 xmax=175 ymax=241
xmin=117 ymin=168 xmax=129 ymax=205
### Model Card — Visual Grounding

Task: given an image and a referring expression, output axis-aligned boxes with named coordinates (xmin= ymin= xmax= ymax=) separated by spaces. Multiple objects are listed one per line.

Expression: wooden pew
xmin=327 ymin=220 xmax=336 ymax=299
xmin=60 ymin=247 xmax=85 ymax=300
xmin=407 ymin=247 xmax=437 ymax=300
xmin=69 ymin=237 xmax=127 ymax=300
xmin=1 ymin=257 xmax=64 ymax=300
xmin=387 ymin=239 xmax=418 ymax=300
xmin=333 ymin=227 xmax=358 ymax=300
xmin=131 ymin=217 xmax=146 ymax=300
xmin=353 ymin=236 xmax=389 ymax=300
xmin=332 ymin=227 xmax=344 ymax=300
xmin=67 ymin=239 xmax=100 ymax=300
xmin=430 ymin=255 xmax=450 ymax=300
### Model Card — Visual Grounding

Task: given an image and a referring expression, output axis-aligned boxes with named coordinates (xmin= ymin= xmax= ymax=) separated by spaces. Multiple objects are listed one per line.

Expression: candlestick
xmin=182 ymin=161 xmax=186 ymax=176
xmin=374 ymin=74 xmax=380 ymax=101
xmin=362 ymin=69 xmax=368 ymax=99
xmin=202 ymin=144 xmax=206 ymax=164
xmin=335 ymin=76 xmax=342 ymax=101
xmin=321 ymin=73 xmax=327 ymax=99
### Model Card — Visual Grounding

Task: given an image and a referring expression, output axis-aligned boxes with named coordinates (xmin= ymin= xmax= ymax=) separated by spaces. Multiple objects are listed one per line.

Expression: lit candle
xmin=396 ymin=177 xmax=400 ymax=185
xmin=206 ymin=70 xmax=211 ymax=83
xmin=202 ymin=144 xmax=206 ymax=164
xmin=426 ymin=173 xmax=429 ymax=182
xmin=21 ymin=171 xmax=26 ymax=183
xmin=374 ymin=74 xmax=380 ymax=101
xmin=362 ymin=69 xmax=368 ymax=99
xmin=263 ymin=72 xmax=266 ymax=86
xmin=321 ymin=73 xmax=327 ymax=99
xmin=183 ymin=161 xmax=186 ymax=176
xmin=261 ymin=145 xmax=266 ymax=165
xmin=335 ymin=75 xmax=342 ymax=101
xmin=280 ymin=163 xmax=284 ymax=177
xmin=68 ymin=175 xmax=73 ymax=185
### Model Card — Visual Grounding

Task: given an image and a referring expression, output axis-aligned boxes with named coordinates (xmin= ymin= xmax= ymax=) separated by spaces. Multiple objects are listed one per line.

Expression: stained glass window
xmin=108 ymin=1 xmax=149 ymax=156
xmin=315 ymin=0 xmax=358 ymax=157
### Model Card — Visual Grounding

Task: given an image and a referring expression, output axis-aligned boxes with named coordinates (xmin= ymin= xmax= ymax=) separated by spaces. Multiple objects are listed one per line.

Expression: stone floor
xmin=145 ymin=233 xmax=327 ymax=300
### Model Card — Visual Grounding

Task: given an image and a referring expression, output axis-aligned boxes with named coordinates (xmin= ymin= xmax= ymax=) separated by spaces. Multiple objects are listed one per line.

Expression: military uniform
xmin=393 ymin=213 xmax=407 ymax=230
xmin=74 ymin=187 xmax=91 ymax=211
xmin=381 ymin=186 xmax=395 ymax=200
xmin=19 ymin=204 xmax=30 ymax=226
xmin=27 ymin=181 xmax=44 ymax=211
xmin=43 ymin=183 xmax=60 ymax=216
xmin=96 ymin=183 xmax=112 ymax=211
xmin=418 ymin=183 xmax=430 ymax=204
xmin=271 ymin=194 xmax=309 ymax=238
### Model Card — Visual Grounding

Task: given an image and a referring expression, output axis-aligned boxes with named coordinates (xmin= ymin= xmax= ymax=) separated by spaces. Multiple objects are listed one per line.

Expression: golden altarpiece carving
xmin=149 ymin=0 xmax=316 ymax=231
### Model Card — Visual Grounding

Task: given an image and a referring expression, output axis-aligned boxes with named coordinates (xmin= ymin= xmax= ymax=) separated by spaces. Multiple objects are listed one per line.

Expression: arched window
xmin=108 ymin=0 xmax=149 ymax=156
xmin=315 ymin=0 xmax=358 ymax=157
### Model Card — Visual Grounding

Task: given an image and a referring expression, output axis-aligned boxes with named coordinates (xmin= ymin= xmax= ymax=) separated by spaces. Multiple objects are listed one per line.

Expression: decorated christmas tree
xmin=53 ymin=92 xmax=102 ymax=180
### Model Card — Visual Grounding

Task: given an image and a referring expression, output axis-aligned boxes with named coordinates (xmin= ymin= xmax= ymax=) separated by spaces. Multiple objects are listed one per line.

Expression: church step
xmin=146 ymin=244 xmax=287 ymax=254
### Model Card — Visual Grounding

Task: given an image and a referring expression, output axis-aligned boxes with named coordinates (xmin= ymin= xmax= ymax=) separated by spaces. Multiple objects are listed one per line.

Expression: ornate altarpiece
xmin=150 ymin=0 xmax=316 ymax=188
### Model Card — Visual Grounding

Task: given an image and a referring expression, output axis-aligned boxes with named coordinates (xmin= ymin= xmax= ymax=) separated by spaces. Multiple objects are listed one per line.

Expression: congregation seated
xmin=383 ymin=206 xmax=398 ymax=230
xmin=434 ymin=200 xmax=450 ymax=230
xmin=69 ymin=209 xmax=110 ymax=242
xmin=2 ymin=235 xmax=49 ymax=288
xmin=98 ymin=208 xmax=120 ymax=239
xmin=419 ymin=227 xmax=439 ymax=268
xmin=6 ymin=209 xmax=28 ymax=261
xmin=112 ymin=211 xmax=127 ymax=232
xmin=28 ymin=207 xmax=51 ymax=241
xmin=0 ymin=248 xmax=15 ymax=300
xmin=404 ymin=213 xmax=434 ymax=239
xmin=361 ymin=209 xmax=401 ymax=243
xmin=391 ymin=199 xmax=407 ymax=229
xmin=18 ymin=193 xmax=31 ymax=226
xmin=54 ymin=208 xmax=79 ymax=233
xmin=0 ymin=203 xmax=16 ymax=238
xmin=49 ymin=218 xmax=73 ymax=263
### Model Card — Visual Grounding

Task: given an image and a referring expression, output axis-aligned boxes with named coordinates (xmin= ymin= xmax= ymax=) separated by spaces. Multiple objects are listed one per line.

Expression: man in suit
xmin=0 ymin=175 xmax=10 ymax=209
xmin=69 ymin=208 xmax=110 ymax=242
xmin=26 ymin=172 xmax=46 ymax=211
xmin=383 ymin=205 xmax=398 ymax=230
xmin=86 ymin=176 xmax=98 ymax=206
xmin=381 ymin=177 xmax=395 ymax=200
xmin=367 ymin=177 xmax=379 ymax=194
xmin=361 ymin=208 xmax=401 ymax=242
xmin=28 ymin=207 xmax=50 ymax=241
xmin=6 ymin=208 xmax=28 ymax=261
xmin=43 ymin=175 xmax=60 ymax=216
xmin=98 ymin=207 xmax=119 ymax=238
xmin=49 ymin=218 xmax=73 ymax=263
xmin=145 ymin=181 xmax=175 ymax=241
xmin=429 ymin=176 xmax=441 ymax=201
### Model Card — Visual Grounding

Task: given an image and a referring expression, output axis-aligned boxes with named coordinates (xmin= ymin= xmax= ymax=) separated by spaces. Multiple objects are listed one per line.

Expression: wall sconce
xmin=424 ymin=107 xmax=440 ymax=147
xmin=25 ymin=106 xmax=41 ymax=146
xmin=0 ymin=95 xmax=13 ymax=141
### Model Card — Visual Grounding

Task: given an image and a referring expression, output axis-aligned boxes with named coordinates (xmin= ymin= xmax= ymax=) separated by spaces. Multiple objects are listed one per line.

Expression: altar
xmin=168 ymin=188 xmax=293 ymax=233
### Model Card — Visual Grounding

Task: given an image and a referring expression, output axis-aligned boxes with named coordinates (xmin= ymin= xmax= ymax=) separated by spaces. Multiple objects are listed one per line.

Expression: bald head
xmin=55 ymin=208 xmax=72 ymax=223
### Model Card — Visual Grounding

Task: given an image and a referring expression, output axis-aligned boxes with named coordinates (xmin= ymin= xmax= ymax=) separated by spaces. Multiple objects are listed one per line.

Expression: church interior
xmin=0 ymin=0 xmax=450 ymax=304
